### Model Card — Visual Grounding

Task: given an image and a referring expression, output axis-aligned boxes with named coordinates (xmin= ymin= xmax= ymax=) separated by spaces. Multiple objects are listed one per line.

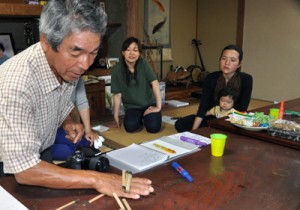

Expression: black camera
xmin=65 ymin=146 xmax=109 ymax=172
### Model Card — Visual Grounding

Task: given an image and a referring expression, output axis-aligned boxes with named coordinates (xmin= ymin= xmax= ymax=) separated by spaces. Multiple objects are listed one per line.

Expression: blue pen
xmin=180 ymin=136 xmax=208 ymax=147
xmin=171 ymin=162 xmax=193 ymax=182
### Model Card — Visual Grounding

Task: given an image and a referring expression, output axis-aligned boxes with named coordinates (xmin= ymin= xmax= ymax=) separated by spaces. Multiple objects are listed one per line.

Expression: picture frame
xmin=144 ymin=0 xmax=171 ymax=47
xmin=98 ymin=57 xmax=107 ymax=68
xmin=0 ymin=33 xmax=16 ymax=59
xmin=106 ymin=58 xmax=119 ymax=69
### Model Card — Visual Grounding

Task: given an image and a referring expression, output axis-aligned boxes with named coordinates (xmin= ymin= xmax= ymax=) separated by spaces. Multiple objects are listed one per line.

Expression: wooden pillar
xmin=126 ymin=0 xmax=140 ymax=37
xmin=237 ymin=0 xmax=245 ymax=48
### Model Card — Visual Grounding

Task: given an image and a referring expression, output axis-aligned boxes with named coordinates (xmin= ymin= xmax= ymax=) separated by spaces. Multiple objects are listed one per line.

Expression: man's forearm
xmin=13 ymin=160 xmax=155 ymax=200
xmin=15 ymin=161 xmax=97 ymax=189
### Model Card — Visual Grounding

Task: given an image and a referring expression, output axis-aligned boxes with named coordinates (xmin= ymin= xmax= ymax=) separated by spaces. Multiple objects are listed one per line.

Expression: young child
xmin=206 ymin=86 xmax=237 ymax=118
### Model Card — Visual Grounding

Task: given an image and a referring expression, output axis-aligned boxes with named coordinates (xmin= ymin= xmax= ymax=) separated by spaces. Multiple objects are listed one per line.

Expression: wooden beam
xmin=126 ymin=0 xmax=140 ymax=37
xmin=237 ymin=0 xmax=245 ymax=48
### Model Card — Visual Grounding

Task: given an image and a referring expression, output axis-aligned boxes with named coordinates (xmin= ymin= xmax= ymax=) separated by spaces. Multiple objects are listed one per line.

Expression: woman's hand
xmin=144 ymin=106 xmax=161 ymax=116
xmin=113 ymin=115 xmax=121 ymax=128
xmin=192 ymin=117 xmax=203 ymax=130
xmin=113 ymin=93 xmax=122 ymax=129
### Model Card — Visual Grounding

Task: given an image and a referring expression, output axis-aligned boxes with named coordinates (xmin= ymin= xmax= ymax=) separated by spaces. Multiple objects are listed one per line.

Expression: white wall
xmin=198 ymin=0 xmax=238 ymax=72
xmin=136 ymin=1 xmax=300 ymax=102
xmin=170 ymin=0 xmax=198 ymax=69
xmin=243 ymin=0 xmax=300 ymax=101
xmin=137 ymin=0 xmax=237 ymax=80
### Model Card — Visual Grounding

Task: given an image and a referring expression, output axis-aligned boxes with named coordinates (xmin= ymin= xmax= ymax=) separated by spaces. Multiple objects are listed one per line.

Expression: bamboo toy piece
xmin=122 ymin=170 xmax=132 ymax=192
xmin=88 ymin=194 xmax=104 ymax=203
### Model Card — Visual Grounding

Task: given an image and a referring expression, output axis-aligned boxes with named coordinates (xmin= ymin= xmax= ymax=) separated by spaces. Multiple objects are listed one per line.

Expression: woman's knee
xmin=145 ymin=123 xmax=161 ymax=133
xmin=124 ymin=109 xmax=143 ymax=133
xmin=144 ymin=112 xmax=162 ymax=133
xmin=175 ymin=120 xmax=188 ymax=132
xmin=124 ymin=120 xmax=142 ymax=133
xmin=175 ymin=114 xmax=196 ymax=132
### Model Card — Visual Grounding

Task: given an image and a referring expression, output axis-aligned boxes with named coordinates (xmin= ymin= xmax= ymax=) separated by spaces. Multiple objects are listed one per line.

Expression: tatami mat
xmin=100 ymin=103 xmax=199 ymax=148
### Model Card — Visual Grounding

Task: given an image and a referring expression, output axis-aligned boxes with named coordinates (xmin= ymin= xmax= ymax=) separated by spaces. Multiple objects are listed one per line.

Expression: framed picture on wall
xmin=144 ymin=0 xmax=171 ymax=47
xmin=0 ymin=33 xmax=16 ymax=59
xmin=106 ymin=58 xmax=119 ymax=69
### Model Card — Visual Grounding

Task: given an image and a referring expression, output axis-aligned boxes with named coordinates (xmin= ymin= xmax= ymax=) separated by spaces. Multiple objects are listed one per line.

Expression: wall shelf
xmin=85 ymin=69 xmax=111 ymax=77
xmin=0 ymin=3 xmax=43 ymax=17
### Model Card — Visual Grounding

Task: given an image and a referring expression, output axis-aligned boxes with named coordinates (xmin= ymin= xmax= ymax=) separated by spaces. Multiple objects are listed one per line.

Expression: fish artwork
xmin=152 ymin=17 xmax=166 ymax=34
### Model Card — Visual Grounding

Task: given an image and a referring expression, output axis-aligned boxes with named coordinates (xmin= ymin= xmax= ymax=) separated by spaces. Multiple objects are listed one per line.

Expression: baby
xmin=206 ymin=86 xmax=237 ymax=118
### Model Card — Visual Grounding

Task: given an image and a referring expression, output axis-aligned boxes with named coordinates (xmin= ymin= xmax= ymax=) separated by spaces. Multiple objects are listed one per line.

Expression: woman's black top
xmin=196 ymin=71 xmax=253 ymax=118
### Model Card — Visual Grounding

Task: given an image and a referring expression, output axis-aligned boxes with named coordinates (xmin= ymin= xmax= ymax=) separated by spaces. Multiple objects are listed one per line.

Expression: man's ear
xmin=40 ymin=34 xmax=50 ymax=53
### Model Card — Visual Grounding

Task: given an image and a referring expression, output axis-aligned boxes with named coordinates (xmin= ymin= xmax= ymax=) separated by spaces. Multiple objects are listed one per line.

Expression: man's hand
xmin=15 ymin=161 xmax=154 ymax=200
xmin=93 ymin=173 xmax=154 ymax=199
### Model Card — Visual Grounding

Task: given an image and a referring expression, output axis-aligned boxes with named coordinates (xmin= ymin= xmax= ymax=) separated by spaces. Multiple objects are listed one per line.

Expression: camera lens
xmin=66 ymin=148 xmax=110 ymax=172
xmin=89 ymin=156 xmax=110 ymax=172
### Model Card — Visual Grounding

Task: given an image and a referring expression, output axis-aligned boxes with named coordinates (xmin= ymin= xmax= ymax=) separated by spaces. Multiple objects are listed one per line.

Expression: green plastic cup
xmin=269 ymin=108 xmax=279 ymax=119
xmin=210 ymin=133 xmax=227 ymax=157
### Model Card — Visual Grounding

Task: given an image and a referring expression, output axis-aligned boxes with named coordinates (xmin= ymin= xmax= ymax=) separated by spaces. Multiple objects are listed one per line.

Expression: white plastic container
xmin=160 ymin=81 xmax=166 ymax=105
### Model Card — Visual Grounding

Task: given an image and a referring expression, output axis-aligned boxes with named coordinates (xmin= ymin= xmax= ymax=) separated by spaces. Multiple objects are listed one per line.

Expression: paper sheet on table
xmin=162 ymin=116 xmax=177 ymax=125
xmin=92 ymin=125 xmax=109 ymax=133
xmin=165 ymin=100 xmax=189 ymax=107
xmin=168 ymin=131 xmax=211 ymax=145
xmin=106 ymin=135 xmax=201 ymax=174
xmin=106 ymin=143 xmax=168 ymax=173
xmin=0 ymin=186 xmax=28 ymax=210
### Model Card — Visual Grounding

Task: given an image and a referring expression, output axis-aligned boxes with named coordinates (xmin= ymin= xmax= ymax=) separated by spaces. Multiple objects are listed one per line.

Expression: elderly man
xmin=0 ymin=0 xmax=153 ymax=199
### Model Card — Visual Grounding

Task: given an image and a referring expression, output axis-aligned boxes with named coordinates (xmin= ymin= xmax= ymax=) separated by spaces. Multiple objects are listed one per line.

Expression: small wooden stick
xmin=56 ymin=200 xmax=77 ymax=210
xmin=113 ymin=192 xmax=125 ymax=210
xmin=125 ymin=172 xmax=132 ymax=192
xmin=88 ymin=194 xmax=104 ymax=203
xmin=122 ymin=170 xmax=126 ymax=191
xmin=122 ymin=198 xmax=132 ymax=210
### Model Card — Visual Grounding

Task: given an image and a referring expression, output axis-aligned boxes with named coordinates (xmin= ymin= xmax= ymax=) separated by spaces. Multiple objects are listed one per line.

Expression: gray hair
xmin=39 ymin=0 xmax=107 ymax=51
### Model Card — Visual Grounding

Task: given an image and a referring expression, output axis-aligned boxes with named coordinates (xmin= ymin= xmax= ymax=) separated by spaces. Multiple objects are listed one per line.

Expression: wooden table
xmin=1 ymin=127 xmax=299 ymax=210
xmin=209 ymin=98 xmax=300 ymax=150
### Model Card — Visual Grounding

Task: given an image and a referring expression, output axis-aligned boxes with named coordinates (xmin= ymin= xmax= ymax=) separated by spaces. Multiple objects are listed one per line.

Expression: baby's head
xmin=218 ymin=87 xmax=237 ymax=111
